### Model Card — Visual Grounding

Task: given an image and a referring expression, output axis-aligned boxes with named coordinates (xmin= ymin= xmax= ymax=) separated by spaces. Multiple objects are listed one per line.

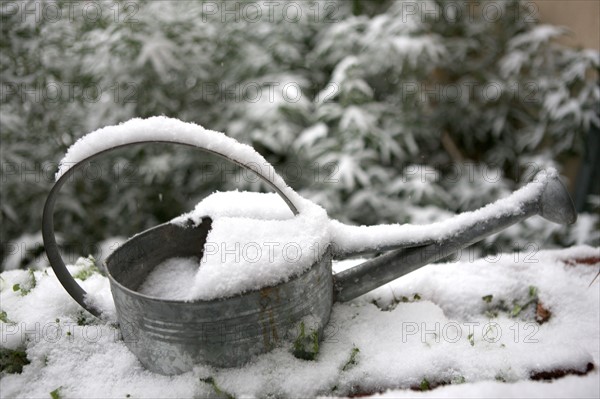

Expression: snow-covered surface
xmin=138 ymin=257 xmax=199 ymax=301
xmin=1 ymin=246 xmax=598 ymax=398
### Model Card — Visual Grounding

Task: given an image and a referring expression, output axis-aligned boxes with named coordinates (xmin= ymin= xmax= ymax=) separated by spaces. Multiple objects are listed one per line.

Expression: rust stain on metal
xmin=269 ymin=310 xmax=279 ymax=342
xmin=259 ymin=286 xmax=280 ymax=349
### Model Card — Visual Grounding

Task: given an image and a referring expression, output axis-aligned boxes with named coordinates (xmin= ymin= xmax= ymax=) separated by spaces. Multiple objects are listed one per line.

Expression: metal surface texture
xmin=106 ymin=220 xmax=333 ymax=374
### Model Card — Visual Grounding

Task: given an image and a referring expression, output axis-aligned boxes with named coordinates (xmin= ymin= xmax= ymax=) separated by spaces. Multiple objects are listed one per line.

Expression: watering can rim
xmin=102 ymin=218 xmax=335 ymax=304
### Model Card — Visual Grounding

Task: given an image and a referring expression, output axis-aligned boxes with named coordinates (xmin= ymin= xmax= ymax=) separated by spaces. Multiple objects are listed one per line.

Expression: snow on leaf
xmin=509 ymin=25 xmax=566 ymax=50
xmin=294 ymin=123 xmax=328 ymax=150
xmin=339 ymin=106 xmax=376 ymax=134
xmin=136 ymin=32 xmax=182 ymax=79
xmin=335 ymin=154 xmax=371 ymax=191
xmin=499 ymin=50 xmax=527 ymax=77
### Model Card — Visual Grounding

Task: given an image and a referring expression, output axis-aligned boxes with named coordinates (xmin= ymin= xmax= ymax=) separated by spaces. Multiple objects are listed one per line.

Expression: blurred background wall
xmin=535 ymin=0 xmax=599 ymax=51
xmin=535 ymin=0 xmax=599 ymax=202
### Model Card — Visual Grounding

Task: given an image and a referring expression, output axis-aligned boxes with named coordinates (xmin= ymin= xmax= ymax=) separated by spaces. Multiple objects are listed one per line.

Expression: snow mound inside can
xmin=158 ymin=191 xmax=331 ymax=301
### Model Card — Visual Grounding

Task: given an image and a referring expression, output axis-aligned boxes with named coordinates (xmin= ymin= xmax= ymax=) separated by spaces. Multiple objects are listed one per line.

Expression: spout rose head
xmin=538 ymin=173 xmax=577 ymax=225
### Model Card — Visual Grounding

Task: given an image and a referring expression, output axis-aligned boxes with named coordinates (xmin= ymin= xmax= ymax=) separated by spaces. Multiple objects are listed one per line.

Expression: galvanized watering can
xmin=43 ymin=121 xmax=577 ymax=375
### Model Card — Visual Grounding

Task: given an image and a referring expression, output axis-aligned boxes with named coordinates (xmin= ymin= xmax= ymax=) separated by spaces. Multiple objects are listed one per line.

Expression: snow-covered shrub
xmin=1 ymin=0 xmax=598 ymax=268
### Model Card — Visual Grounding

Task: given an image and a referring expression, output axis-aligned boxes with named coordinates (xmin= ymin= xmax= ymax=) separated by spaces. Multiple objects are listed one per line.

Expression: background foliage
xmin=1 ymin=0 xmax=599 ymax=269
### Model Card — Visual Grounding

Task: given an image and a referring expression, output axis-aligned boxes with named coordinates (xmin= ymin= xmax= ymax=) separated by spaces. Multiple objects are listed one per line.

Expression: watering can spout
xmin=538 ymin=173 xmax=577 ymax=225
xmin=333 ymin=170 xmax=577 ymax=302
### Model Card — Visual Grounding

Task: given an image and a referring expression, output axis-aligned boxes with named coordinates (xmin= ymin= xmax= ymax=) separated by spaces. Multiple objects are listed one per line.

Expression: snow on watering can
xmin=42 ymin=117 xmax=577 ymax=375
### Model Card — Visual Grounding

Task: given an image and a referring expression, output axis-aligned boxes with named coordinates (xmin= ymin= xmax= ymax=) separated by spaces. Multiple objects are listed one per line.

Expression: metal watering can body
xmin=42 ymin=118 xmax=577 ymax=375
xmin=104 ymin=221 xmax=334 ymax=374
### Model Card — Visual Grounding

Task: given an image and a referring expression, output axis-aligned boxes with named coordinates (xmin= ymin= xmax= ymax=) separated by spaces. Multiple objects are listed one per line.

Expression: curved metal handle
xmin=42 ymin=139 xmax=300 ymax=318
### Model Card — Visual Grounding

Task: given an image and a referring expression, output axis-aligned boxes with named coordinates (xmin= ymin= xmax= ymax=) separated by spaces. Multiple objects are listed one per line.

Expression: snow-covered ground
xmin=1 ymin=246 xmax=598 ymax=398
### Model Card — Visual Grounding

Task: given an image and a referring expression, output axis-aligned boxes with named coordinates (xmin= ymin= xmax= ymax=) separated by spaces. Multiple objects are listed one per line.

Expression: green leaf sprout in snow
xmin=50 ymin=387 xmax=62 ymax=399
xmin=401 ymin=293 xmax=422 ymax=302
xmin=511 ymin=303 xmax=523 ymax=317
xmin=0 ymin=310 xmax=14 ymax=324
xmin=0 ymin=347 xmax=30 ymax=374
xmin=420 ymin=378 xmax=431 ymax=391
xmin=482 ymin=286 xmax=542 ymax=321
xmin=292 ymin=321 xmax=320 ymax=361
xmin=77 ymin=311 xmax=93 ymax=326
xmin=200 ymin=377 xmax=234 ymax=399
xmin=12 ymin=269 xmax=37 ymax=296
xmin=29 ymin=269 xmax=36 ymax=288
xmin=73 ymin=255 xmax=99 ymax=281
xmin=452 ymin=375 xmax=466 ymax=384
xmin=506 ymin=285 xmax=540 ymax=319
xmin=529 ymin=285 xmax=538 ymax=298
xmin=467 ymin=333 xmax=475 ymax=346
xmin=342 ymin=346 xmax=360 ymax=371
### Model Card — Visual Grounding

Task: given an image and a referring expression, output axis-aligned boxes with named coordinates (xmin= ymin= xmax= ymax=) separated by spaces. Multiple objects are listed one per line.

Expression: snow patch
xmin=1 ymin=247 xmax=598 ymax=397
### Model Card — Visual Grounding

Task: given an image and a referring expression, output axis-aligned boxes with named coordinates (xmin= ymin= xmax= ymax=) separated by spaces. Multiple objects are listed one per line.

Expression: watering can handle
xmin=42 ymin=140 xmax=300 ymax=318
